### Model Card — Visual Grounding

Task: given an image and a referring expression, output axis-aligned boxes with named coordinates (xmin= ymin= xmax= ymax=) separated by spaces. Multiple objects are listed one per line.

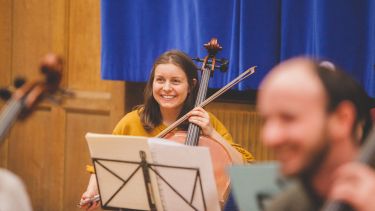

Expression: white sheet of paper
xmin=149 ymin=138 xmax=220 ymax=211
xmin=86 ymin=133 xmax=163 ymax=211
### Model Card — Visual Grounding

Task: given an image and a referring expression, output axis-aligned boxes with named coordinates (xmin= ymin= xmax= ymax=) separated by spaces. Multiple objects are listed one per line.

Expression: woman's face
xmin=152 ymin=63 xmax=190 ymax=112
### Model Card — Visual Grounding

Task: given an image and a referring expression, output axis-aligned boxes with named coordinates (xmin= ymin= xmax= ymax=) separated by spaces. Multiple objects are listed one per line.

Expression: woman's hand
xmin=79 ymin=174 xmax=100 ymax=210
xmin=187 ymin=107 xmax=214 ymax=137
xmin=188 ymin=107 xmax=244 ymax=164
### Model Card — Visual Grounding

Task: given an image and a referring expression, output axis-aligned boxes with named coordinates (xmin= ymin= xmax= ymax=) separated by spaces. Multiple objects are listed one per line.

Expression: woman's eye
xmin=155 ymin=78 xmax=164 ymax=83
xmin=171 ymin=79 xmax=181 ymax=84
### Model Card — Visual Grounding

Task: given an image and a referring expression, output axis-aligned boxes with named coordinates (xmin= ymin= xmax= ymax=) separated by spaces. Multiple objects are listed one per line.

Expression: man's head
xmin=257 ymin=57 xmax=372 ymax=178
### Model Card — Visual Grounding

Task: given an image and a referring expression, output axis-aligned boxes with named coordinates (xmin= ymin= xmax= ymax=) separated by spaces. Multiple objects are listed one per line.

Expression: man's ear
xmin=328 ymin=101 xmax=356 ymax=142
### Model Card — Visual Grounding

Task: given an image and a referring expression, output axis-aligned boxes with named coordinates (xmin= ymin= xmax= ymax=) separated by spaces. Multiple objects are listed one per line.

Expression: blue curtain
xmin=101 ymin=0 xmax=375 ymax=97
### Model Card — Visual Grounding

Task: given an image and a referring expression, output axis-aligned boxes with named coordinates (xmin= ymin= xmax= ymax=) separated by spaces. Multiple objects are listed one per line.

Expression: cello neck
xmin=184 ymin=38 xmax=223 ymax=146
xmin=0 ymin=53 xmax=64 ymax=144
xmin=185 ymin=67 xmax=211 ymax=146
xmin=0 ymin=98 xmax=24 ymax=142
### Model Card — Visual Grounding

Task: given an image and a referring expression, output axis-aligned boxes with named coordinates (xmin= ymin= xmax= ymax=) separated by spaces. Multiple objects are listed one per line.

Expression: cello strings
xmin=156 ymin=66 xmax=256 ymax=138
xmin=187 ymin=67 xmax=211 ymax=146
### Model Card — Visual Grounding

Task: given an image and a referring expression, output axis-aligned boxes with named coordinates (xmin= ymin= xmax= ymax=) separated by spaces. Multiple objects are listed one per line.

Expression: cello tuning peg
xmin=0 ymin=88 xmax=12 ymax=101
xmin=219 ymin=64 xmax=228 ymax=72
xmin=216 ymin=58 xmax=228 ymax=65
xmin=192 ymin=57 xmax=204 ymax=63
xmin=218 ymin=59 xmax=229 ymax=72
xmin=14 ymin=77 xmax=26 ymax=88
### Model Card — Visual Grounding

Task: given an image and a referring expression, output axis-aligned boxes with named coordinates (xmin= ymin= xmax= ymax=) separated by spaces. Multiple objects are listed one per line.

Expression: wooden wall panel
xmin=50 ymin=0 xmax=67 ymax=56
xmin=47 ymin=106 xmax=66 ymax=210
xmin=2 ymin=106 xmax=66 ymax=211
xmin=68 ymin=0 xmax=107 ymax=91
xmin=0 ymin=0 xmax=12 ymax=167
xmin=0 ymin=0 xmax=12 ymax=86
xmin=7 ymin=108 xmax=62 ymax=210
xmin=63 ymin=111 xmax=111 ymax=211
xmin=206 ymin=102 xmax=274 ymax=161
xmin=12 ymin=0 xmax=52 ymax=79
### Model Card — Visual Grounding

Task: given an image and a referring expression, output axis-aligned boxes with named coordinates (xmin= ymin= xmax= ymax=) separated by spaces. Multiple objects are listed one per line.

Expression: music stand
xmin=86 ymin=133 xmax=221 ymax=211
xmin=229 ymin=162 xmax=290 ymax=211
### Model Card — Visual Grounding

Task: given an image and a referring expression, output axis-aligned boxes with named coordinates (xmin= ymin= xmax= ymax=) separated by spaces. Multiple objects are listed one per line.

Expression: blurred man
xmin=257 ymin=57 xmax=374 ymax=211
xmin=0 ymin=169 xmax=32 ymax=211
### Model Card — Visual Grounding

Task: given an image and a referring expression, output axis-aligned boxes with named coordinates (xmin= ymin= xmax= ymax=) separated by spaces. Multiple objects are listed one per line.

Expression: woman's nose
xmin=162 ymin=82 xmax=172 ymax=91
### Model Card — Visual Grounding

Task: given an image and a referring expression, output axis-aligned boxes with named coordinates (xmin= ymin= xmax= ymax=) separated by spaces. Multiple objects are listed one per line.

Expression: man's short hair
xmin=314 ymin=62 xmax=373 ymax=144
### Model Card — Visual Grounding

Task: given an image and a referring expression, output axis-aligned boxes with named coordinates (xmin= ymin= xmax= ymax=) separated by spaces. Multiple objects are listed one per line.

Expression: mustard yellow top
xmin=114 ymin=110 xmax=254 ymax=161
xmin=87 ymin=109 xmax=254 ymax=173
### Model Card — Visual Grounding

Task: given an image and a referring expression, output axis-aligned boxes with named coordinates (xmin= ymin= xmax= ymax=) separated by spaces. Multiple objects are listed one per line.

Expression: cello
xmin=158 ymin=38 xmax=238 ymax=203
xmin=0 ymin=53 xmax=65 ymax=143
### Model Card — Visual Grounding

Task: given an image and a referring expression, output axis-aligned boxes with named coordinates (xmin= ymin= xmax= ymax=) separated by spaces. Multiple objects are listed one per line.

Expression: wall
xmin=0 ymin=0 xmax=124 ymax=210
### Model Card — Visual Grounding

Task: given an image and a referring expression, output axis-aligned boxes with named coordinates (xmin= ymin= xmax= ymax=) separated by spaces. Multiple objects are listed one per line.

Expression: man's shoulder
xmin=0 ymin=169 xmax=23 ymax=189
xmin=0 ymin=169 xmax=32 ymax=211
xmin=266 ymin=182 xmax=315 ymax=211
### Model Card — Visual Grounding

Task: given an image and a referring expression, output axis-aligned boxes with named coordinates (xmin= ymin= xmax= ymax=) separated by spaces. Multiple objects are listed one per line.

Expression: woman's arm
xmin=80 ymin=174 xmax=100 ymax=210
xmin=187 ymin=107 xmax=250 ymax=164
xmin=209 ymin=130 xmax=244 ymax=164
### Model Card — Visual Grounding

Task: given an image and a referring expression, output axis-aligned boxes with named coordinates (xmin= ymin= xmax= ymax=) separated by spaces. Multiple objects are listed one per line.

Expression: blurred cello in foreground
xmin=0 ymin=53 xmax=67 ymax=143
xmin=0 ymin=54 xmax=69 ymax=211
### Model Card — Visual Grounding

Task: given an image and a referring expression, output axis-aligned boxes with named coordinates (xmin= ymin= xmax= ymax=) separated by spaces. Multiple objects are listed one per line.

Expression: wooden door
xmin=0 ymin=0 xmax=124 ymax=210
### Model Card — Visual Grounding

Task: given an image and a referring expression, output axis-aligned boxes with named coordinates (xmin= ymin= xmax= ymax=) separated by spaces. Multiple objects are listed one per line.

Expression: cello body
xmin=164 ymin=131 xmax=232 ymax=202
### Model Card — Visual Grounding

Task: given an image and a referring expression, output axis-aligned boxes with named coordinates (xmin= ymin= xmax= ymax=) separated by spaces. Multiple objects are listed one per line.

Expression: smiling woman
xmin=141 ymin=50 xmax=199 ymax=131
xmin=80 ymin=50 xmax=255 ymax=210
xmin=152 ymin=63 xmax=191 ymax=125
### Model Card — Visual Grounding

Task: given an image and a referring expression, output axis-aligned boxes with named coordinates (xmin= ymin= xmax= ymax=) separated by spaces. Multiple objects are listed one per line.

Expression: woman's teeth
xmin=162 ymin=95 xmax=174 ymax=99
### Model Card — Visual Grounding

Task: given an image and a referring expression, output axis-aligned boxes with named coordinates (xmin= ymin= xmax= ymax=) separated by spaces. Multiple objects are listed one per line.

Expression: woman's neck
xmin=160 ymin=107 xmax=182 ymax=126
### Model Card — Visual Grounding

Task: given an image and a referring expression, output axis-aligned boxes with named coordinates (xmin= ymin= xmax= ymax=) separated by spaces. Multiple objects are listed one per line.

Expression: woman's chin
xmin=159 ymin=103 xmax=182 ymax=111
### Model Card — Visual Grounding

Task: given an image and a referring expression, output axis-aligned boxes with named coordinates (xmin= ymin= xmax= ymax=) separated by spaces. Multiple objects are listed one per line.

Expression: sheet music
xmin=86 ymin=133 xmax=220 ymax=211
xmin=86 ymin=133 xmax=164 ymax=210
xmin=149 ymin=138 xmax=220 ymax=211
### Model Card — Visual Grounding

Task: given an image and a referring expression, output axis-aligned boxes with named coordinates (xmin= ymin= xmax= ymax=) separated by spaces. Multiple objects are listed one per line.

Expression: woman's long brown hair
xmin=138 ymin=50 xmax=199 ymax=132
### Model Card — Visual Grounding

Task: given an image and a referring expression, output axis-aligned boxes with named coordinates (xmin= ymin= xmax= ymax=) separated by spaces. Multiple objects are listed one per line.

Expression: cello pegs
xmin=0 ymin=88 xmax=12 ymax=101
xmin=0 ymin=77 xmax=27 ymax=101
xmin=14 ymin=77 xmax=26 ymax=88
xmin=217 ymin=58 xmax=229 ymax=72
xmin=192 ymin=57 xmax=204 ymax=62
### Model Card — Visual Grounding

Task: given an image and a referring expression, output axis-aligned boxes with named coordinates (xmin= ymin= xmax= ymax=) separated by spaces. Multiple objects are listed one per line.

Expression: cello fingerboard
xmin=185 ymin=66 xmax=211 ymax=146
